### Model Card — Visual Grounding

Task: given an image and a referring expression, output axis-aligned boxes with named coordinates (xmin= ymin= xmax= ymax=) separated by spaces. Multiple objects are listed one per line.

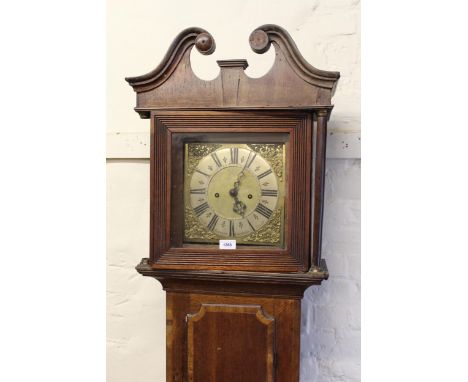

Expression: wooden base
xmin=137 ymin=258 xmax=328 ymax=382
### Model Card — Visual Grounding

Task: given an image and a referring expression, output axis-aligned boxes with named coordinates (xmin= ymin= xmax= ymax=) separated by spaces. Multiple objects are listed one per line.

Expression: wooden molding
xmin=125 ymin=25 xmax=340 ymax=111
xmin=136 ymin=258 xmax=328 ymax=298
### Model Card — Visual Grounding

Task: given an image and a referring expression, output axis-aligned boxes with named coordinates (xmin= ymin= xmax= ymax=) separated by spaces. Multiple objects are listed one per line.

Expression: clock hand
xmin=229 ymin=180 xmax=247 ymax=217
xmin=237 ymin=168 xmax=247 ymax=182
xmin=232 ymin=195 xmax=247 ymax=217
xmin=229 ymin=186 xmax=238 ymax=197
xmin=229 ymin=179 xmax=241 ymax=197
xmin=237 ymin=150 xmax=254 ymax=181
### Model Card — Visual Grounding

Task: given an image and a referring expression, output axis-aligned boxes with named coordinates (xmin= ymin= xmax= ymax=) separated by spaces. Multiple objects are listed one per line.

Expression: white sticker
xmin=219 ymin=240 xmax=236 ymax=249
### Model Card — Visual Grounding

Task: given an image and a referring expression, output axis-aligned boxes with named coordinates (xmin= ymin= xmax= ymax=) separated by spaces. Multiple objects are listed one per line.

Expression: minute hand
xmin=237 ymin=160 xmax=249 ymax=180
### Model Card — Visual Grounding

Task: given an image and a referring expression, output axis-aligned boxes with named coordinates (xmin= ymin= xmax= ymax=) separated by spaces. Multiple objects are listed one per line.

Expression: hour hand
xmin=229 ymin=179 xmax=246 ymax=216
xmin=229 ymin=180 xmax=240 ymax=197
xmin=232 ymin=197 xmax=247 ymax=217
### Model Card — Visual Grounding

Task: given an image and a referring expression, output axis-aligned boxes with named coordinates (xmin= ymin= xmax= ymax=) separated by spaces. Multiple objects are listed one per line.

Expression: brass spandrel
xmin=247 ymin=144 xmax=284 ymax=182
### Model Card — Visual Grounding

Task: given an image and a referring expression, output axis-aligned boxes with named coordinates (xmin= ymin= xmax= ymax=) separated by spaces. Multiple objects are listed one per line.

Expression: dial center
xmin=207 ymin=165 xmax=260 ymax=220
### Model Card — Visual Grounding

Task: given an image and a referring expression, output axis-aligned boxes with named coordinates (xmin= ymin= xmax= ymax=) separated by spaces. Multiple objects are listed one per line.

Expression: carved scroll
xmin=126 ymin=25 xmax=340 ymax=116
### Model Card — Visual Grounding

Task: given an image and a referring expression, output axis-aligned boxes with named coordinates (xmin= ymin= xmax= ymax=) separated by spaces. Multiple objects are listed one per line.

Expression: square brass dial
xmin=183 ymin=143 xmax=286 ymax=247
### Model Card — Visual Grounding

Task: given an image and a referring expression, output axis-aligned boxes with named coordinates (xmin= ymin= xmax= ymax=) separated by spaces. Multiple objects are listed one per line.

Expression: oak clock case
xmin=126 ymin=24 xmax=339 ymax=382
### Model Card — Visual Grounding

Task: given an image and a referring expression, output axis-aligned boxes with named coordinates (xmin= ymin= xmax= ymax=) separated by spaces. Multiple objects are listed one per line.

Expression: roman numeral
xmin=257 ymin=169 xmax=272 ymax=180
xmin=229 ymin=220 xmax=235 ymax=237
xmin=230 ymin=147 xmax=238 ymax=164
xmin=211 ymin=152 xmax=222 ymax=168
xmin=255 ymin=204 xmax=273 ymax=219
xmin=190 ymin=188 xmax=206 ymax=195
xmin=207 ymin=214 xmax=219 ymax=231
xmin=245 ymin=152 xmax=257 ymax=169
xmin=247 ymin=219 xmax=256 ymax=232
xmin=195 ymin=169 xmax=210 ymax=178
xmin=261 ymin=189 xmax=278 ymax=197
xmin=193 ymin=202 xmax=209 ymax=217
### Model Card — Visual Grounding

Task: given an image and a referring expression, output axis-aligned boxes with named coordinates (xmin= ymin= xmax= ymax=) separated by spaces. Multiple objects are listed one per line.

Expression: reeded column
xmin=311 ymin=109 xmax=329 ymax=271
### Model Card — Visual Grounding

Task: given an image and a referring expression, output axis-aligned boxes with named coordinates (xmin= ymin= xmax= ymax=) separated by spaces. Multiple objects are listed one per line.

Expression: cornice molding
xmin=249 ymin=24 xmax=340 ymax=93
xmin=125 ymin=27 xmax=215 ymax=92
xmin=125 ymin=25 xmax=340 ymax=109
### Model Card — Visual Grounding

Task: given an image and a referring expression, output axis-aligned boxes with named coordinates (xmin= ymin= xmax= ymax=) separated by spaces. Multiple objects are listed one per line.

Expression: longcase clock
xmin=126 ymin=24 xmax=340 ymax=382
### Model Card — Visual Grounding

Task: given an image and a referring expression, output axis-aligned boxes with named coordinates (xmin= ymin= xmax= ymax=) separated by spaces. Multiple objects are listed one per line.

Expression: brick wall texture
xmin=301 ymin=159 xmax=361 ymax=381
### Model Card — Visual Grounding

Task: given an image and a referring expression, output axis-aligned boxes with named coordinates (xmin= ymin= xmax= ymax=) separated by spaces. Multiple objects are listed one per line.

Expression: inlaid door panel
xmin=186 ymin=304 xmax=275 ymax=382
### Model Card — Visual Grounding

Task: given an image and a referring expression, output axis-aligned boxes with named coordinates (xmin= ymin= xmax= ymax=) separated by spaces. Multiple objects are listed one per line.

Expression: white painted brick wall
xmin=301 ymin=159 xmax=361 ymax=382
